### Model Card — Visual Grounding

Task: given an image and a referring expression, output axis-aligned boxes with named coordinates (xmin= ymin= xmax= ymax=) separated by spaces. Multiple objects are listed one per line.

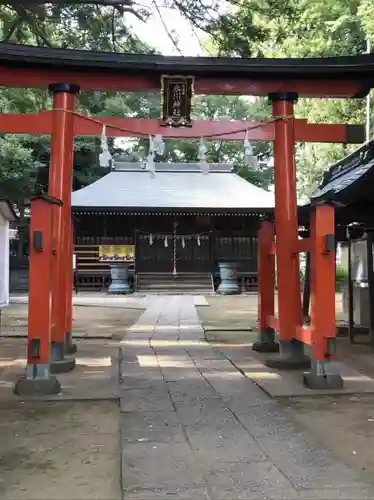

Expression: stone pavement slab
xmin=205 ymin=460 xmax=298 ymax=499
xmin=119 ymin=295 xmax=374 ymax=500
xmin=219 ymin=345 xmax=374 ymax=397
xmin=193 ymin=295 xmax=209 ymax=307
xmin=121 ymin=411 xmax=185 ymax=444
xmin=185 ymin=425 xmax=268 ymax=464
xmin=121 ymin=442 xmax=206 ymax=491
xmin=297 ymin=488 xmax=373 ymax=499
xmin=121 ymin=487 xmax=210 ymax=500
xmin=120 ymin=387 xmax=175 ymax=413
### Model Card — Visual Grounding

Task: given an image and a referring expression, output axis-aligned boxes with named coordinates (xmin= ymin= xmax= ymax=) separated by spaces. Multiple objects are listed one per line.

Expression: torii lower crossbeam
xmin=0 ymin=112 xmax=364 ymax=143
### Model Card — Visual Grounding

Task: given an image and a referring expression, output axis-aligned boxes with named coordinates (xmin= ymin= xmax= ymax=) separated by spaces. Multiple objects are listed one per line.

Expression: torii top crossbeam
xmin=1 ymin=43 xmax=374 ymax=97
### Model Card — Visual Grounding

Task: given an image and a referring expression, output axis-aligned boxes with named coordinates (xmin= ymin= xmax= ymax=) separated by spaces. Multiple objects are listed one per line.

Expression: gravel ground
xmin=0 ymin=303 xmax=144 ymax=339
xmin=0 ymin=400 xmax=121 ymax=500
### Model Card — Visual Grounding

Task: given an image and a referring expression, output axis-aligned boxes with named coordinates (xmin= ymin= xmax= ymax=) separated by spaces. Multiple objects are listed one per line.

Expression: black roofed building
xmin=71 ymin=162 xmax=274 ymax=293
xmin=305 ymin=140 xmax=374 ymax=342
xmin=311 ymin=141 xmax=374 ymax=219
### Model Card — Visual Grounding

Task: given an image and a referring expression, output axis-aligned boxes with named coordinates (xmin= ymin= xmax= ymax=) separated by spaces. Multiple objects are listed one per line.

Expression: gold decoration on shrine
xmin=160 ymin=75 xmax=194 ymax=127
xmin=99 ymin=245 xmax=135 ymax=262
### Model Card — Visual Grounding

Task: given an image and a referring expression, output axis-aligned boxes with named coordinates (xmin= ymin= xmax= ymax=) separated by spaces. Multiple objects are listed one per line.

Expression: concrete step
xmin=137 ymin=284 xmax=212 ymax=289
xmin=139 ymin=291 xmax=214 ymax=295
xmin=137 ymin=284 xmax=213 ymax=290
xmin=137 ymin=274 xmax=211 ymax=281
xmin=137 ymin=280 xmax=211 ymax=285
xmin=139 ymin=289 xmax=213 ymax=292
xmin=136 ymin=273 xmax=213 ymax=293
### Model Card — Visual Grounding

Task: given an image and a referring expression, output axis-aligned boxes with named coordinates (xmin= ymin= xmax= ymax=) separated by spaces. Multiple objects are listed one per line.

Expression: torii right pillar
xmin=255 ymin=91 xmax=342 ymax=388
xmin=304 ymin=203 xmax=343 ymax=389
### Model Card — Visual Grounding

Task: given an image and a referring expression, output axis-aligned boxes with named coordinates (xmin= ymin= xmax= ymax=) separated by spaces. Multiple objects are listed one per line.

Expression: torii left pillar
xmin=252 ymin=217 xmax=278 ymax=352
xmin=14 ymin=195 xmax=61 ymax=396
xmin=48 ymin=83 xmax=80 ymax=373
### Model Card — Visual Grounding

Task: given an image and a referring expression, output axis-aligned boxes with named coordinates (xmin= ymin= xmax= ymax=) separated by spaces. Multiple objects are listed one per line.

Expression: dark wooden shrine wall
xmin=73 ymin=213 xmax=260 ymax=281
xmin=73 ymin=213 xmax=260 ymax=241
xmin=215 ymin=235 xmax=257 ymax=273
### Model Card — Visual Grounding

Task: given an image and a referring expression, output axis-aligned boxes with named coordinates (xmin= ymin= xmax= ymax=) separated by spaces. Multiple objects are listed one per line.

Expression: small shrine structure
xmin=308 ymin=140 xmax=374 ymax=343
xmin=71 ymin=162 xmax=274 ymax=294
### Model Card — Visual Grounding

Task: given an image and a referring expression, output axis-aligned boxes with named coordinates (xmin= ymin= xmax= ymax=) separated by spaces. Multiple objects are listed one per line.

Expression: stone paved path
xmin=119 ymin=295 xmax=374 ymax=500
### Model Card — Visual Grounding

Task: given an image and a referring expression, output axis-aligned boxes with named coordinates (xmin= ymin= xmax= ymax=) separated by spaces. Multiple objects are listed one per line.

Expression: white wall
xmin=0 ymin=211 xmax=10 ymax=308
xmin=351 ymin=239 xmax=368 ymax=282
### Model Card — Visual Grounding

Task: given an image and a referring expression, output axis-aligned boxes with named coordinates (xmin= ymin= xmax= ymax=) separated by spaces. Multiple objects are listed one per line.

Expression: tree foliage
xmin=209 ymin=0 xmax=371 ymax=197
xmin=0 ymin=1 xmax=220 ymax=50
xmin=0 ymin=2 xmax=151 ymax=205
xmin=0 ymin=4 xmax=274 ymax=208
xmin=1 ymin=0 xmax=372 ymax=211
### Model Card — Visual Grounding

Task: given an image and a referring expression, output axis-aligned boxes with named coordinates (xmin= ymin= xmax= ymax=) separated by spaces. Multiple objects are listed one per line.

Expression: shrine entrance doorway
xmin=135 ymin=233 xmax=173 ymax=273
xmin=175 ymin=233 xmax=211 ymax=274
xmin=135 ymin=231 xmax=211 ymax=275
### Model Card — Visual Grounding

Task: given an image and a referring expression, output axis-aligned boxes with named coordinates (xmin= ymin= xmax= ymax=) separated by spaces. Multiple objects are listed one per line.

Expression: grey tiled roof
xmin=71 ymin=163 xmax=274 ymax=211
xmin=312 ymin=159 xmax=374 ymax=200
xmin=311 ymin=141 xmax=374 ymax=203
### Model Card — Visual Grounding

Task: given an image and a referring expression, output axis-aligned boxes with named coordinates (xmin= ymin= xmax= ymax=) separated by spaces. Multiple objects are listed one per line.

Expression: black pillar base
xmin=252 ymin=341 xmax=279 ymax=353
xmin=252 ymin=330 xmax=279 ymax=353
xmin=14 ymin=376 xmax=61 ymax=396
xmin=303 ymin=360 xmax=344 ymax=389
xmin=266 ymin=356 xmax=311 ymax=370
xmin=303 ymin=372 xmax=343 ymax=390
xmin=65 ymin=332 xmax=77 ymax=354
xmin=265 ymin=339 xmax=310 ymax=370
xmin=51 ymin=341 xmax=75 ymax=372
xmin=65 ymin=343 xmax=78 ymax=355
xmin=50 ymin=357 xmax=76 ymax=374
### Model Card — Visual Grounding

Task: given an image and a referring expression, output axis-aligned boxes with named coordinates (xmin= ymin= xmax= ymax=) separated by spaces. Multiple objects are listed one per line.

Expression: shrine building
xmin=71 ymin=162 xmax=274 ymax=293
xmin=307 ymin=139 xmax=374 ymax=343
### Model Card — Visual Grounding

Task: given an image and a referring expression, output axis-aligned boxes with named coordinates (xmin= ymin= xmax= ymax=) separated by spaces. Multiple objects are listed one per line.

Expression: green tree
xmin=115 ymin=94 xmax=274 ymax=189
xmin=0 ymin=2 xmax=155 ymax=258
xmin=0 ymin=1 xmax=222 ymax=50
xmin=0 ymin=0 xmax=161 ymax=200
xmin=209 ymin=0 xmax=369 ymax=197
xmin=0 ymin=0 xmax=276 ymax=214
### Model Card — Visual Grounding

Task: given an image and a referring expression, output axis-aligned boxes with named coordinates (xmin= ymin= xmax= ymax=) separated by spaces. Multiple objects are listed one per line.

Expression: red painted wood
xmin=0 ymin=112 xmax=358 ymax=143
xmin=195 ymin=78 xmax=363 ymax=98
xmin=258 ymin=221 xmax=275 ymax=334
xmin=294 ymin=326 xmax=312 ymax=346
xmin=294 ymin=122 xmax=351 ymax=143
xmin=27 ymin=198 xmax=54 ymax=365
xmin=49 ymin=91 xmax=77 ymax=346
xmin=73 ymin=116 xmax=275 ymax=140
xmin=272 ymin=99 xmax=302 ymax=341
xmin=0 ymin=67 xmax=363 ymax=97
xmin=267 ymin=315 xmax=279 ymax=332
xmin=65 ymin=219 xmax=73 ymax=339
xmin=310 ymin=204 xmax=336 ymax=360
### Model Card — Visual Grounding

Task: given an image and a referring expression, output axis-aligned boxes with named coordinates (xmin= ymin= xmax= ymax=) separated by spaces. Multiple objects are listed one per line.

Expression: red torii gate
xmin=2 ymin=43 xmax=370 ymax=394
